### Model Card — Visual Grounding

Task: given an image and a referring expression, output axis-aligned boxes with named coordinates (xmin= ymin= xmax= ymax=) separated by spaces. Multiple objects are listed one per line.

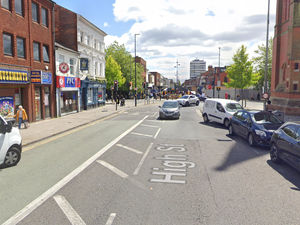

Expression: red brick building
xmin=269 ymin=0 xmax=300 ymax=114
xmin=0 ymin=0 xmax=56 ymax=121
xmin=135 ymin=56 xmax=146 ymax=82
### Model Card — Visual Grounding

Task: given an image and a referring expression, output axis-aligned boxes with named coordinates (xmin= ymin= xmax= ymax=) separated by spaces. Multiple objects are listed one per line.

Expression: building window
xmin=94 ymin=61 xmax=98 ymax=75
xmin=70 ymin=58 xmax=75 ymax=75
xmin=94 ymin=40 xmax=97 ymax=49
xmin=86 ymin=36 xmax=90 ymax=46
xmin=17 ymin=37 xmax=25 ymax=58
xmin=33 ymin=42 xmax=40 ymax=61
xmin=43 ymin=45 xmax=49 ymax=62
xmin=80 ymin=32 xmax=83 ymax=43
xmin=32 ymin=2 xmax=39 ymax=22
xmin=3 ymin=33 xmax=13 ymax=56
xmin=15 ymin=0 xmax=23 ymax=16
xmin=41 ymin=7 xmax=48 ymax=27
xmin=1 ymin=0 xmax=11 ymax=11
xmin=293 ymin=83 xmax=298 ymax=91
xmin=294 ymin=63 xmax=299 ymax=71
xmin=58 ymin=54 xmax=64 ymax=64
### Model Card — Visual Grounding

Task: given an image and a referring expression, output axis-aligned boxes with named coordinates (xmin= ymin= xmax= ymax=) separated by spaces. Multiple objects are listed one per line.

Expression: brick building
xmin=135 ymin=56 xmax=146 ymax=82
xmin=0 ymin=0 xmax=56 ymax=122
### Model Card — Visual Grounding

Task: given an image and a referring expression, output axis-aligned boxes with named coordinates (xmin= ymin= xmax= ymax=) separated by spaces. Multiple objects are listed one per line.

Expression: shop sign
xmin=0 ymin=69 xmax=29 ymax=84
xmin=31 ymin=71 xmax=42 ymax=83
xmin=80 ymin=58 xmax=89 ymax=71
xmin=0 ymin=97 xmax=14 ymax=117
xmin=59 ymin=63 xmax=69 ymax=73
xmin=57 ymin=76 xmax=81 ymax=88
xmin=31 ymin=71 xmax=52 ymax=84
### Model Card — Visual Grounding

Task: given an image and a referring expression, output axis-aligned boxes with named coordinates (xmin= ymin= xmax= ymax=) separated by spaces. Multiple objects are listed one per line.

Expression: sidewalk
xmin=20 ymin=99 xmax=161 ymax=146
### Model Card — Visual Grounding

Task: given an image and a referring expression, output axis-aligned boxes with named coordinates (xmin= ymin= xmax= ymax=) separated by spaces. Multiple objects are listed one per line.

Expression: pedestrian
xmin=15 ymin=105 xmax=28 ymax=129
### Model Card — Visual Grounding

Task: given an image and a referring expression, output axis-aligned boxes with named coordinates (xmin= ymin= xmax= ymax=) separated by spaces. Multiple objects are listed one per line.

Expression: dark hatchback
xmin=270 ymin=122 xmax=300 ymax=170
xmin=228 ymin=110 xmax=284 ymax=147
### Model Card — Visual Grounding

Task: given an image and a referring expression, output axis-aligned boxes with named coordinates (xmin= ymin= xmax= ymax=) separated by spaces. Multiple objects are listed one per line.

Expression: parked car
xmin=202 ymin=98 xmax=242 ymax=127
xmin=159 ymin=100 xmax=180 ymax=119
xmin=177 ymin=95 xmax=199 ymax=106
xmin=0 ymin=115 xmax=22 ymax=168
xmin=196 ymin=93 xmax=207 ymax=102
xmin=228 ymin=110 xmax=284 ymax=147
xmin=270 ymin=122 xmax=300 ymax=170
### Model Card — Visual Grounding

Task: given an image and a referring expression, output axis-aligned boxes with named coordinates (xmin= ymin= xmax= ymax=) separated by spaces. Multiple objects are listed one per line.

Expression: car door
xmin=231 ymin=111 xmax=244 ymax=137
xmin=214 ymin=102 xmax=226 ymax=124
xmin=279 ymin=125 xmax=299 ymax=164
xmin=0 ymin=117 xmax=8 ymax=164
xmin=238 ymin=112 xmax=251 ymax=138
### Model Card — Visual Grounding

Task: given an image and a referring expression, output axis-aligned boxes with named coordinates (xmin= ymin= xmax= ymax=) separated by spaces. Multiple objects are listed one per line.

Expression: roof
xmin=78 ymin=15 xmax=107 ymax=36
xmin=206 ymin=98 xmax=239 ymax=104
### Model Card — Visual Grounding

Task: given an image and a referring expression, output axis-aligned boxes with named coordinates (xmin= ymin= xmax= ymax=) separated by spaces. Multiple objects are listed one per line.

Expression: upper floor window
xmin=70 ymin=58 xmax=75 ymax=75
xmin=295 ymin=62 xmax=299 ymax=71
xmin=17 ymin=37 xmax=25 ymax=58
xmin=32 ymin=2 xmax=39 ymax=23
xmin=43 ymin=45 xmax=49 ymax=62
xmin=41 ymin=7 xmax=48 ymax=27
xmin=86 ymin=35 xmax=90 ymax=46
xmin=1 ymin=0 xmax=11 ymax=11
xmin=15 ymin=0 xmax=23 ymax=16
xmin=80 ymin=32 xmax=83 ymax=43
xmin=33 ymin=42 xmax=40 ymax=61
xmin=94 ymin=40 xmax=97 ymax=49
xmin=58 ymin=54 xmax=64 ymax=64
xmin=3 ymin=33 xmax=13 ymax=56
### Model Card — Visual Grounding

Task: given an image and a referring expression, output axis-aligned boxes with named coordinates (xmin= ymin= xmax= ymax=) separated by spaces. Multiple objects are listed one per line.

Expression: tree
xmin=105 ymin=55 xmax=125 ymax=91
xmin=225 ymin=45 xmax=258 ymax=106
xmin=252 ymin=39 xmax=273 ymax=93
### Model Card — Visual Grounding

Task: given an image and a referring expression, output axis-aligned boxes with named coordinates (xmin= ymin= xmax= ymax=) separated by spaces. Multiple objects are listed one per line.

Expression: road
xmin=1 ymin=104 xmax=300 ymax=225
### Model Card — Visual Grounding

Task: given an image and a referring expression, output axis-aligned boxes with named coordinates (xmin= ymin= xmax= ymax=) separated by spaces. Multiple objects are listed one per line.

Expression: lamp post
xmin=134 ymin=34 xmax=140 ymax=107
xmin=264 ymin=0 xmax=270 ymax=111
xmin=218 ymin=47 xmax=221 ymax=98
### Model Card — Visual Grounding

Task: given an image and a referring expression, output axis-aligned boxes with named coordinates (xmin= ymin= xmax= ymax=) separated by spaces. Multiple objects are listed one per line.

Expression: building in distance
xmin=190 ymin=59 xmax=206 ymax=78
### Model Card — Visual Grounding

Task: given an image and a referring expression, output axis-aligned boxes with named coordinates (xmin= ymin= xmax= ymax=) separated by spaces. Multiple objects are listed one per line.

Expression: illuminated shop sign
xmin=56 ymin=76 xmax=81 ymax=88
xmin=0 ymin=69 xmax=29 ymax=83
xmin=31 ymin=71 xmax=52 ymax=84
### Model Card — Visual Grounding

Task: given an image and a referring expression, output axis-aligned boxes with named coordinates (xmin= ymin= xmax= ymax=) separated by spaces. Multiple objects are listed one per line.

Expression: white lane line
xmin=153 ymin=128 xmax=161 ymax=139
xmin=105 ymin=213 xmax=117 ymax=225
xmin=140 ymin=124 xmax=159 ymax=128
xmin=2 ymin=115 xmax=149 ymax=225
xmin=96 ymin=160 xmax=129 ymax=178
xmin=116 ymin=144 xmax=142 ymax=154
xmin=152 ymin=112 xmax=158 ymax=117
xmin=131 ymin=132 xmax=153 ymax=138
xmin=54 ymin=195 xmax=86 ymax=225
xmin=133 ymin=143 xmax=153 ymax=175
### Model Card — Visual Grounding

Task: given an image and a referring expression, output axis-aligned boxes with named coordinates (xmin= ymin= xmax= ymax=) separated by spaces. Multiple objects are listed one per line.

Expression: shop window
xmin=32 ymin=2 xmax=39 ymax=23
xmin=3 ymin=33 xmax=13 ymax=56
xmin=41 ymin=7 xmax=48 ymax=27
xmin=17 ymin=37 xmax=25 ymax=58
xmin=43 ymin=45 xmax=49 ymax=62
xmin=1 ymin=0 xmax=11 ymax=11
xmin=15 ymin=0 xmax=23 ymax=16
xmin=33 ymin=42 xmax=40 ymax=61
xmin=70 ymin=58 xmax=75 ymax=75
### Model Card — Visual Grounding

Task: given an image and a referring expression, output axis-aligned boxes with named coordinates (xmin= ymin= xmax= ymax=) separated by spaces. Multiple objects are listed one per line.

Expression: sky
xmin=54 ymin=0 xmax=277 ymax=82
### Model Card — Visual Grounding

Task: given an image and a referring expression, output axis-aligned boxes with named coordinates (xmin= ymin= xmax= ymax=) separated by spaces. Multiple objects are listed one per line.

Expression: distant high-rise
xmin=190 ymin=59 xmax=206 ymax=78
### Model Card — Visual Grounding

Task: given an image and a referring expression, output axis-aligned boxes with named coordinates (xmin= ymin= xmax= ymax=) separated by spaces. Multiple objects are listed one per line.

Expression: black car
xmin=270 ymin=122 xmax=300 ymax=170
xmin=228 ymin=110 xmax=284 ymax=147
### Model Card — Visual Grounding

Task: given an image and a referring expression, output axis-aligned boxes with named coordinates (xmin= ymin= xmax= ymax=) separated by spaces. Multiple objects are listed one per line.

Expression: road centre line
xmin=131 ymin=132 xmax=153 ymax=138
xmin=133 ymin=143 xmax=153 ymax=175
xmin=116 ymin=144 xmax=142 ymax=154
xmin=105 ymin=213 xmax=117 ymax=225
xmin=97 ymin=160 xmax=129 ymax=178
xmin=2 ymin=115 xmax=149 ymax=225
xmin=153 ymin=128 xmax=161 ymax=139
xmin=53 ymin=195 xmax=86 ymax=225
xmin=140 ymin=124 xmax=159 ymax=128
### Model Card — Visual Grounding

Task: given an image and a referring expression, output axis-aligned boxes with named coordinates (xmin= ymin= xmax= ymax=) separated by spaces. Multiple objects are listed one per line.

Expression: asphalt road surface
xmin=2 ymin=104 xmax=300 ymax=225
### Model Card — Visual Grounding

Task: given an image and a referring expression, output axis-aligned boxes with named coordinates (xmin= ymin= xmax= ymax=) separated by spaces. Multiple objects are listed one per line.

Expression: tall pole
xmin=264 ymin=0 xmax=270 ymax=111
xmin=134 ymin=34 xmax=139 ymax=107
xmin=175 ymin=59 xmax=180 ymax=84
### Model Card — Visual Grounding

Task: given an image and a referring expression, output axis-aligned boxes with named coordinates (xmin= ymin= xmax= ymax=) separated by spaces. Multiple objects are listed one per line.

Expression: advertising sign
xmin=56 ymin=76 xmax=81 ymax=88
xmin=31 ymin=71 xmax=41 ymax=83
xmin=31 ymin=71 xmax=52 ymax=84
xmin=59 ymin=63 xmax=69 ymax=73
xmin=0 ymin=69 xmax=29 ymax=84
xmin=80 ymin=58 xmax=89 ymax=71
xmin=0 ymin=97 xmax=14 ymax=117
xmin=41 ymin=72 xmax=52 ymax=84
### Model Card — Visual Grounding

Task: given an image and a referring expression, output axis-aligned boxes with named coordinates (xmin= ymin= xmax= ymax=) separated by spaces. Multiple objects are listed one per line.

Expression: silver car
xmin=177 ymin=95 xmax=199 ymax=106
xmin=159 ymin=100 xmax=180 ymax=119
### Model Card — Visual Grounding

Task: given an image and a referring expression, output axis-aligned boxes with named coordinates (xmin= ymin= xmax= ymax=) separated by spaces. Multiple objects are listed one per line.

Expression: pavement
xmin=19 ymin=99 xmax=161 ymax=146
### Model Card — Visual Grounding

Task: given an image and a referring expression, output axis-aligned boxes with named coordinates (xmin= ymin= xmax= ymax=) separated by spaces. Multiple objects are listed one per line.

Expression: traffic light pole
xmin=134 ymin=34 xmax=139 ymax=107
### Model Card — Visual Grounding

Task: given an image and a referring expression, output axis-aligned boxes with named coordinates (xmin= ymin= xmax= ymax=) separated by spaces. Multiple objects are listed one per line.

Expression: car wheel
xmin=224 ymin=119 xmax=230 ymax=128
xmin=185 ymin=101 xmax=190 ymax=107
xmin=203 ymin=114 xmax=209 ymax=123
xmin=248 ymin=133 xmax=256 ymax=147
xmin=228 ymin=124 xmax=234 ymax=136
xmin=4 ymin=146 xmax=21 ymax=167
xmin=270 ymin=143 xmax=281 ymax=163
xmin=196 ymin=101 xmax=199 ymax=106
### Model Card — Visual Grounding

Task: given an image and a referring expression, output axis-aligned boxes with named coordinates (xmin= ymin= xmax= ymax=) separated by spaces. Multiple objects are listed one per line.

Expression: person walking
xmin=15 ymin=105 xmax=28 ymax=129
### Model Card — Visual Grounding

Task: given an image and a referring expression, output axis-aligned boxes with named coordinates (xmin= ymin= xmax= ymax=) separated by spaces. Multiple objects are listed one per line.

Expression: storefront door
xmin=44 ymin=87 xmax=51 ymax=118
xmin=34 ymin=87 xmax=41 ymax=120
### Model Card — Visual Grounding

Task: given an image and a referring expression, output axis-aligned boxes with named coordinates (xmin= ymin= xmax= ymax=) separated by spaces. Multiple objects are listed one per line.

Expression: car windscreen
xmin=180 ymin=96 xmax=189 ymax=99
xmin=225 ymin=103 xmax=243 ymax=112
xmin=162 ymin=102 xmax=178 ymax=108
xmin=251 ymin=112 xmax=282 ymax=124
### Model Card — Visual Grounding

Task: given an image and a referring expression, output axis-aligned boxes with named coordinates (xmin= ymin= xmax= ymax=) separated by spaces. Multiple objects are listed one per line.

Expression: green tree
xmin=105 ymin=55 xmax=125 ymax=90
xmin=225 ymin=45 xmax=258 ymax=106
xmin=252 ymin=39 xmax=273 ymax=92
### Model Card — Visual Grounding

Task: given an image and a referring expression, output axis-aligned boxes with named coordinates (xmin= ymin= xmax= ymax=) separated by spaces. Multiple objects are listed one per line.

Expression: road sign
xmin=263 ymin=93 xmax=268 ymax=99
xmin=134 ymin=87 xmax=137 ymax=91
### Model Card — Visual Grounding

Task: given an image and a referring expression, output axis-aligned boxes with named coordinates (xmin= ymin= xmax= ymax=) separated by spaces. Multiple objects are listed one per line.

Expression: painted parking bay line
xmin=3 ymin=115 xmax=148 ymax=225
xmin=133 ymin=143 xmax=153 ymax=175
xmin=140 ymin=124 xmax=159 ymax=128
xmin=105 ymin=213 xmax=117 ymax=225
xmin=154 ymin=128 xmax=161 ymax=139
xmin=97 ymin=160 xmax=129 ymax=179
xmin=131 ymin=132 xmax=153 ymax=138
xmin=116 ymin=144 xmax=142 ymax=154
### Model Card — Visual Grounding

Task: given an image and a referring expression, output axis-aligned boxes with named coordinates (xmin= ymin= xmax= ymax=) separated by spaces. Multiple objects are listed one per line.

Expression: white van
xmin=202 ymin=99 xmax=243 ymax=127
xmin=0 ymin=115 xmax=22 ymax=168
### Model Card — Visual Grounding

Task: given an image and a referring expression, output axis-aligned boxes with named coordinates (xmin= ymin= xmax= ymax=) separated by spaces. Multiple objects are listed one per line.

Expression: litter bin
xmin=272 ymin=110 xmax=284 ymax=122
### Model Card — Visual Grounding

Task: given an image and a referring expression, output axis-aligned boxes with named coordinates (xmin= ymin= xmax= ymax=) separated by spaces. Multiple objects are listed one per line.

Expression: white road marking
xmin=152 ymin=112 xmax=158 ymax=117
xmin=140 ymin=124 xmax=159 ymax=128
xmin=116 ymin=144 xmax=142 ymax=154
xmin=153 ymin=128 xmax=161 ymax=139
xmin=105 ymin=213 xmax=117 ymax=225
xmin=54 ymin=195 xmax=86 ymax=225
xmin=97 ymin=160 xmax=129 ymax=178
xmin=2 ymin=115 xmax=149 ymax=225
xmin=133 ymin=143 xmax=153 ymax=175
xmin=131 ymin=132 xmax=153 ymax=138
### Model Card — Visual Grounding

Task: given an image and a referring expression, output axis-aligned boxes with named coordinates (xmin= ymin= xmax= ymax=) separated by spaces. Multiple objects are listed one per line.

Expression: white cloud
xmin=103 ymin=22 xmax=109 ymax=27
xmin=109 ymin=0 xmax=277 ymax=82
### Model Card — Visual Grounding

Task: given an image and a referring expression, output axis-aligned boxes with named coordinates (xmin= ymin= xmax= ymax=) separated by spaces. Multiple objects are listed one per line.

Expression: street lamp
xmin=134 ymin=33 xmax=140 ymax=107
xmin=264 ymin=0 xmax=270 ymax=111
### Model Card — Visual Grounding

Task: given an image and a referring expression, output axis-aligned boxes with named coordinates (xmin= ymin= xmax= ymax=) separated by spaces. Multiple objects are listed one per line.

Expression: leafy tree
xmin=252 ymin=39 xmax=273 ymax=92
xmin=105 ymin=55 xmax=125 ymax=90
xmin=225 ymin=45 xmax=258 ymax=106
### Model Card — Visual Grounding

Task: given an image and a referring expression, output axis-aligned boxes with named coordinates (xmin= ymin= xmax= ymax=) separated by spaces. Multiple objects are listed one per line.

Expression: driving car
xmin=0 ymin=115 xmax=22 ymax=168
xmin=177 ymin=95 xmax=199 ymax=106
xmin=159 ymin=100 xmax=180 ymax=119
xmin=228 ymin=110 xmax=284 ymax=147
xmin=270 ymin=122 xmax=300 ymax=171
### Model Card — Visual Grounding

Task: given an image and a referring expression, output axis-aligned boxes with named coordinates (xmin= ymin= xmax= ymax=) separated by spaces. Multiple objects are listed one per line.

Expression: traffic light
xmin=114 ymin=80 xmax=118 ymax=91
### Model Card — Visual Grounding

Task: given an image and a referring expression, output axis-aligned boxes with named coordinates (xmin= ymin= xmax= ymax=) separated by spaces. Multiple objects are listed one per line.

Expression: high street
xmin=1 ymin=103 xmax=300 ymax=225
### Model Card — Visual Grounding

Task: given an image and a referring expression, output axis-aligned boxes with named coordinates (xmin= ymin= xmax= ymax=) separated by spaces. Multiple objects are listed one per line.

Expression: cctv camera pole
xmin=264 ymin=0 xmax=270 ymax=111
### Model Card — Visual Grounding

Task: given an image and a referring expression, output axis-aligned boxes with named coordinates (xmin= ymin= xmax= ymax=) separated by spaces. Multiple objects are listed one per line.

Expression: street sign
xmin=134 ymin=87 xmax=137 ymax=91
xmin=263 ymin=93 xmax=268 ymax=99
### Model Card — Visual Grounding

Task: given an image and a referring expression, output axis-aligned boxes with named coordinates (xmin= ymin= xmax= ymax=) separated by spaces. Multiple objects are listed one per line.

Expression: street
xmin=2 ymin=104 xmax=300 ymax=225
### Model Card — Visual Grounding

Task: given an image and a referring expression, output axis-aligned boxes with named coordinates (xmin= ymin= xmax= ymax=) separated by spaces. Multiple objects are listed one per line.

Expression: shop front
xmin=56 ymin=76 xmax=81 ymax=116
